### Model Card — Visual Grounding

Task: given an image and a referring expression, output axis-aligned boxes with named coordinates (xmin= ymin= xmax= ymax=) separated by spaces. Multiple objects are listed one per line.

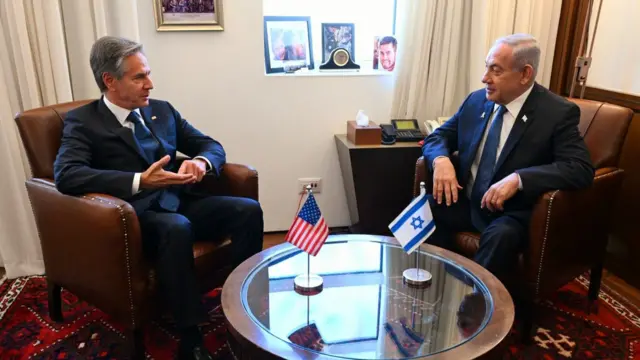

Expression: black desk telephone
xmin=381 ymin=119 xmax=424 ymax=144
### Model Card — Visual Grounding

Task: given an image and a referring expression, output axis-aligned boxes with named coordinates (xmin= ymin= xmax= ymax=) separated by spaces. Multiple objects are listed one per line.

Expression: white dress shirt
xmin=466 ymin=84 xmax=533 ymax=197
xmin=102 ymin=96 xmax=211 ymax=195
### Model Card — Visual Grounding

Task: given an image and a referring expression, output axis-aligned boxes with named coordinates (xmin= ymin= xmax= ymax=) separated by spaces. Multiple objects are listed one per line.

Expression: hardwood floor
xmin=602 ymin=269 xmax=640 ymax=308
xmin=262 ymin=231 xmax=640 ymax=308
xmin=263 ymin=232 xmax=287 ymax=249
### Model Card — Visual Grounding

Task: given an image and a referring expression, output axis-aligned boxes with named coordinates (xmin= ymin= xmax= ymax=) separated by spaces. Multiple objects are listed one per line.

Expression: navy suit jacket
xmin=422 ymin=83 xmax=594 ymax=224
xmin=53 ymin=98 xmax=226 ymax=213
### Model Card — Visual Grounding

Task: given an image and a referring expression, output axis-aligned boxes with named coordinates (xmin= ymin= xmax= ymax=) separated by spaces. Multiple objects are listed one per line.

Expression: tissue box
xmin=347 ymin=120 xmax=381 ymax=145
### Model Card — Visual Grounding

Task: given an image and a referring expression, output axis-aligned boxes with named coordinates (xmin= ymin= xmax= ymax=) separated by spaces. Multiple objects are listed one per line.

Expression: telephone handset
xmin=380 ymin=124 xmax=396 ymax=145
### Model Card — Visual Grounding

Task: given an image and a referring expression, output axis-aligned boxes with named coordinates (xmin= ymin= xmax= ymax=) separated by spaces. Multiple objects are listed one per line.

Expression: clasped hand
xmin=432 ymin=157 xmax=520 ymax=211
xmin=140 ymin=155 xmax=207 ymax=189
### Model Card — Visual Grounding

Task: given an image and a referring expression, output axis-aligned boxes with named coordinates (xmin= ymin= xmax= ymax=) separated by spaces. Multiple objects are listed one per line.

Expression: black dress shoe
xmin=177 ymin=345 xmax=213 ymax=360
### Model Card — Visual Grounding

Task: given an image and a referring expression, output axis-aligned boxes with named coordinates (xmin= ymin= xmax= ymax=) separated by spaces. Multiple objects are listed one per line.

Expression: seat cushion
xmin=455 ymin=232 xmax=480 ymax=258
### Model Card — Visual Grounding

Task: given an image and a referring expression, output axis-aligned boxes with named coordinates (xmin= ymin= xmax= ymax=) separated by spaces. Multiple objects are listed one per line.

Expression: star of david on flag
xmin=285 ymin=192 xmax=329 ymax=256
xmin=388 ymin=189 xmax=436 ymax=254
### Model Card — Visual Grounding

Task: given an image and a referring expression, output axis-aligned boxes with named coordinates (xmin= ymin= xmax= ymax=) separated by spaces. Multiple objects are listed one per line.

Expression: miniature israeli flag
xmin=388 ymin=185 xmax=436 ymax=254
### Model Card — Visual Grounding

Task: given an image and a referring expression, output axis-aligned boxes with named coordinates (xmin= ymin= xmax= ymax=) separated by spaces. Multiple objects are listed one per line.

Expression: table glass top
xmin=241 ymin=238 xmax=493 ymax=359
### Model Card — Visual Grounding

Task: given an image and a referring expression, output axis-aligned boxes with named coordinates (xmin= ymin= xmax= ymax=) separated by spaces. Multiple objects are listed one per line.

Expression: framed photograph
xmin=322 ymin=23 xmax=355 ymax=63
xmin=376 ymin=35 xmax=397 ymax=71
xmin=153 ymin=0 xmax=223 ymax=31
xmin=263 ymin=16 xmax=314 ymax=74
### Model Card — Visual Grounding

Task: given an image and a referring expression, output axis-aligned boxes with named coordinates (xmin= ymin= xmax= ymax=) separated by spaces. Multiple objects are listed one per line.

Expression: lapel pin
xmin=522 ymin=115 xmax=528 ymax=122
xmin=481 ymin=112 xmax=485 ymax=118
xmin=151 ymin=116 xmax=157 ymax=121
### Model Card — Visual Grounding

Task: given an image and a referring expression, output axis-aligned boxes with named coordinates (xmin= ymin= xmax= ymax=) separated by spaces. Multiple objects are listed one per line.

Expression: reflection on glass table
xmin=241 ymin=239 xmax=493 ymax=359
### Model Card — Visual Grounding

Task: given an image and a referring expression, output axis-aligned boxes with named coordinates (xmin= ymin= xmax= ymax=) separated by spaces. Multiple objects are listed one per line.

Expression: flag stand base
xmin=294 ymin=274 xmax=323 ymax=296
xmin=403 ymin=268 xmax=432 ymax=288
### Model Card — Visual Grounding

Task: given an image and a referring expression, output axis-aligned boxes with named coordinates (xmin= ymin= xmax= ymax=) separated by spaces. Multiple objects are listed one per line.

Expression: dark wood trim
xmin=562 ymin=0 xmax=592 ymax=97
xmin=550 ymin=0 xmax=640 ymax=112
xmin=222 ymin=234 xmax=515 ymax=360
xmin=549 ymin=0 xmax=583 ymax=94
xmin=579 ymin=86 xmax=640 ymax=113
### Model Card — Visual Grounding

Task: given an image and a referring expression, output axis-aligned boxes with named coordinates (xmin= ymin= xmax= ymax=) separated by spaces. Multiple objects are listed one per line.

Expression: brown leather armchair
xmin=15 ymin=100 xmax=259 ymax=358
xmin=414 ymin=98 xmax=633 ymax=336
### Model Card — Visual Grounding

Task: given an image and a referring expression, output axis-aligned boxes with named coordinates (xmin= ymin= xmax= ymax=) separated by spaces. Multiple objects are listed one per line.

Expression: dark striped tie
xmin=127 ymin=111 xmax=159 ymax=163
xmin=470 ymin=105 xmax=506 ymax=230
xmin=127 ymin=111 xmax=179 ymax=212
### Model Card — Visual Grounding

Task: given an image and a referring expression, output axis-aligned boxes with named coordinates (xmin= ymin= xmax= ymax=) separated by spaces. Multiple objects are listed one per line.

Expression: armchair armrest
xmin=174 ymin=154 xmax=258 ymax=200
xmin=414 ymin=157 xmax=432 ymax=196
xmin=192 ymin=163 xmax=259 ymax=201
xmin=525 ymin=167 xmax=624 ymax=297
xmin=25 ymin=178 xmax=148 ymax=326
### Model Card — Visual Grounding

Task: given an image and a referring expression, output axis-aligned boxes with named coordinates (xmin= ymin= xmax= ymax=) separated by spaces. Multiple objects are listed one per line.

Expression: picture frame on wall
xmin=153 ymin=0 xmax=223 ymax=31
xmin=321 ymin=23 xmax=355 ymax=63
xmin=263 ymin=16 xmax=314 ymax=74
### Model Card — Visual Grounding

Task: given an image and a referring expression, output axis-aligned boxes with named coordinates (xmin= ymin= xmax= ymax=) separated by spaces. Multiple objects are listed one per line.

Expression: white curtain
xmin=470 ymin=0 xmax=562 ymax=90
xmin=0 ymin=0 xmax=73 ymax=278
xmin=392 ymin=0 xmax=562 ymax=125
xmin=60 ymin=0 xmax=140 ymax=100
xmin=390 ymin=0 xmax=473 ymax=130
xmin=0 ymin=0 xmax=139 ymax=278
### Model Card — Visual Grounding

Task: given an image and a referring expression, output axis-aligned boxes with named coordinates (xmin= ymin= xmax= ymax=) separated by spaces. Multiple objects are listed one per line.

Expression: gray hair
xmin=494 ymin=33 xmax=540 ymax=78
xmin=90 ymin=36 xmax=143 ymax=92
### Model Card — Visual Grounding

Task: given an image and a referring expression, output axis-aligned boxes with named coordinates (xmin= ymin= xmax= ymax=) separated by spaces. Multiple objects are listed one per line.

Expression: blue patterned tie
xmin=470 ymin=105 xmax=506 ymax=220
xmin=127 ymin=111 xmax=159 ymax=163
xmin=127 ymin=111 xmax=179 ymax=211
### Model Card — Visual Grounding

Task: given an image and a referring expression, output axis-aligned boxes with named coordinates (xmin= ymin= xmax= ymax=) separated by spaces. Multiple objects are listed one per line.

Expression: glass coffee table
xmin=222 ymin=234 xmax=514 ymax=359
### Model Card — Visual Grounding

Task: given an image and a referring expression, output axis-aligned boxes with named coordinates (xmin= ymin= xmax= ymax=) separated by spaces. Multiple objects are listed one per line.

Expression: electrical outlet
xmin=298 ymin=177 xmax=322 ymax=194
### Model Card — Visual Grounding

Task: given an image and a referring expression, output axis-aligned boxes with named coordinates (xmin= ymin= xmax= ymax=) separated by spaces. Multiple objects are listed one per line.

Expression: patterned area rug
xmin=0 ymin=275 xmax=638 ymax=359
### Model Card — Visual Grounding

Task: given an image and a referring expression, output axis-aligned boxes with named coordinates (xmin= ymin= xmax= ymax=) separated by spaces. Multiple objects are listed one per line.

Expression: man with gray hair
xmin=54 ymin=36 xmax=263 ymax=359
xmin=422 ymin=33 xmax=593 ymax=278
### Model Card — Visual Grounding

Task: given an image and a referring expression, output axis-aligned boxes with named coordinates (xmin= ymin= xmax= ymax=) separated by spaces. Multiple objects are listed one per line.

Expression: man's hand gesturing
xmin=140 ymin=155 xmax=196 ymax=189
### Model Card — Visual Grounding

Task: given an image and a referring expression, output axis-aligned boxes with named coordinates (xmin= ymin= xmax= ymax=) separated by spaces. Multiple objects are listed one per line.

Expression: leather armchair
xmin=414 ymin=98 xmax=633 ymax=336
xmin=15 ymin=100 xmax=259 ymax=358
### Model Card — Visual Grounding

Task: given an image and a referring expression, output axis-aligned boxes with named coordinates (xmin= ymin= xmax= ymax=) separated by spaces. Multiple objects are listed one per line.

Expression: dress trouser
xmin=425 ymin=195 xmax=527 ymax=278
xmin=137 ymin=193 xmax=264 ymax=327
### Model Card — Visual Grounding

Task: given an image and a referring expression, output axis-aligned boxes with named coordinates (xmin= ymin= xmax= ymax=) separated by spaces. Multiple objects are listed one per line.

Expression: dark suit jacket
xmin=422 ymin=83 xmax=594 ymax=224
xmin=53 ymin=98 xmax=226 ymax=213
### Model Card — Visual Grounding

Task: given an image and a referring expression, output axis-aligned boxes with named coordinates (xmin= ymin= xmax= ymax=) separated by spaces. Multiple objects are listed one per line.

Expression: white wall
xmin=587 ymin=0 xmax=640 ymax=96
xmin=136 ymin=0 xmax=395 ymax=231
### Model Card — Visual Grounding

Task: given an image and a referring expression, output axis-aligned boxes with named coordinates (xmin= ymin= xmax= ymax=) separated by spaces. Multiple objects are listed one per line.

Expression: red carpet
xmin=0 ymin=275 xmax=638 ymax=359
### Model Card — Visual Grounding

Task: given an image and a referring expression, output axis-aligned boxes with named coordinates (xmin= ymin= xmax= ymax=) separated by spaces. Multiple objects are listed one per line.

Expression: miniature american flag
xmin=285 ymin=193 xmax=329 ymax=256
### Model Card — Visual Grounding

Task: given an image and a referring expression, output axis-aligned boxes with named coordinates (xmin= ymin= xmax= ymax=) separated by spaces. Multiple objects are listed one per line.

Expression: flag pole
xmin=307 ymin=253 xmax=310 ymax=286
xmin=293 ymin=185 xmax=324 ymax=296
xmin=402 ymin=181 xmax=432 ymax=288
xmin=416 ymin=248 xmax=419 ymax=279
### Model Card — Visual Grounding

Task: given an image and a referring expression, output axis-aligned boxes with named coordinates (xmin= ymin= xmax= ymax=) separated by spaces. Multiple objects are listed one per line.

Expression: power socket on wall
xmin=298 ymin=178 xmax=322 ymax=194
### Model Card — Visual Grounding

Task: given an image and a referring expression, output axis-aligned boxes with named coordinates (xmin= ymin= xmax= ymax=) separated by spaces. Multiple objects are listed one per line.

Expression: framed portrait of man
xmin=153 ymin=0 xmax=223 ymax=31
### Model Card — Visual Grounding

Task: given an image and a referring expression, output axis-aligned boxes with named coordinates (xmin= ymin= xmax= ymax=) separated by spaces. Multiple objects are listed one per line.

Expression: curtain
xmin=0 ymin=0 xmax=140 ymax=278
xmin=0 ymin=0 xmax=73 ymax=278
xmin=392 ymin=0 xmax=562 ymax=125
xmin=478 ymin=0 xmax=563 ymax=89
xmin=60 ymin=0 xmax=140 ymax=100
xmin=390 ymin=0 xmax=472 ymax=130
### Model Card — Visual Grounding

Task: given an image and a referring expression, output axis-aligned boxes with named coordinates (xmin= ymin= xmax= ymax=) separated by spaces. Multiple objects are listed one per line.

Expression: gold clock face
xmin=333 ymin=49 xmax=349 ymax=67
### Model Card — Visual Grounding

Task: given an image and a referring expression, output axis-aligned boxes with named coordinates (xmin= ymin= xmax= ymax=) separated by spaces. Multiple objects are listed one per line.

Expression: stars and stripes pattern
xmin=285 ymin=193 xmax=329 ymax=256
